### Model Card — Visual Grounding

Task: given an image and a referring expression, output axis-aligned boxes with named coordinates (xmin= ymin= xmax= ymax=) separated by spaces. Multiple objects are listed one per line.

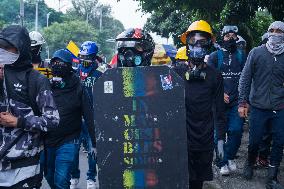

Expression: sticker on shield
xmin=160 ymin=74 xmax=173 ymax=91
xmin=104 ymin=81 xmax=113 ymax=93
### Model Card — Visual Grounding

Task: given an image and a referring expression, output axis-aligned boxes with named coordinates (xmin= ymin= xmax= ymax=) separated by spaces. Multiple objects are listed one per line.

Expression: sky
xmin=44 ymin=0 xmax=173 ymax=44
xmin=44 ymin=0 xmax=149 ymax=28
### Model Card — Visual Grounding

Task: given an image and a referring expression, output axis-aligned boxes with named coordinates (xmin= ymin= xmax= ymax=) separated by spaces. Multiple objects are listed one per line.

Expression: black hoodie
xmin=0 ymin=25 xmax=59 ymax=172
xmin=46 ymin=73 xmax=96 ymax=147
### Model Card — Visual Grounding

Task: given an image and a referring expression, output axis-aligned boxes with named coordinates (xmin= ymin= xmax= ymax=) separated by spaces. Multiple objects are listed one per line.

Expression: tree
xmin=64 ymin=1 xmax=125 ymax=61
xmin=0 ymin=0 xmax=64 ymax=30
xmin=42 ymin=20 xmax=98 ymax=56
xmin=137 ymin=0 xmax=279 ymax=49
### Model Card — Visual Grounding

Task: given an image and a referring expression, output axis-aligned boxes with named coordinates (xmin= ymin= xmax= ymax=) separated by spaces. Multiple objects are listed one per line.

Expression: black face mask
xmin=222 ymin=38 xmax=237 ymax=52
xmin=118 ymin=48 xmax=143 ymax=67
xmin=51 ymin=60 xmax=72 ymax=78
xmin=31 ymin=46 xmax=42 ymax=64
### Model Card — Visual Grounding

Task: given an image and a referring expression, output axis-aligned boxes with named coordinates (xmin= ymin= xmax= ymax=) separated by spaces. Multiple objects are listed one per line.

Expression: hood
xmin=0 ymin=25 xmax=33 ymax=70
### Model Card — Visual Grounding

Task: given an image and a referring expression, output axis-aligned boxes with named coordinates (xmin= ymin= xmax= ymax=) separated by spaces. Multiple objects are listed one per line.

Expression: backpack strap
xmin=236 ymin=49 xmax=245 ymax=66
xmin=217 ymin=50 xmax=223 ymax=70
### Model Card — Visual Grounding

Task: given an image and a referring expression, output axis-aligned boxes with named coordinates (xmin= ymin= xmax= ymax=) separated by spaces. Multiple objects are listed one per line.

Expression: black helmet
xmin=116 ymin=28 xmax=155 ymax=67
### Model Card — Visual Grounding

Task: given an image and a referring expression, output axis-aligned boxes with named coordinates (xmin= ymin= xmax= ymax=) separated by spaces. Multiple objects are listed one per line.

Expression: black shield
xmin=93 ymin=66 xmax=189 ymax=189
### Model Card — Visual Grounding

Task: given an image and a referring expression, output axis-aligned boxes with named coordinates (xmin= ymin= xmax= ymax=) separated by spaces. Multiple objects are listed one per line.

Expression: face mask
xmin=50 ymin=77 xmax=65 ymax=89
xmin=266 ymin=33 xmax=284 ymax=55
xmin=187 ymin=45 xmax=208 ymax=66
xmin=31 ymin=46 xmax=42 ymax=64
xmin=0 ymin=48 xmax=19 ymax=65
xmin=222 ymin=38 xmax=237 ymax=52
xmin=51 ymin=61 xmax=72 ymax=78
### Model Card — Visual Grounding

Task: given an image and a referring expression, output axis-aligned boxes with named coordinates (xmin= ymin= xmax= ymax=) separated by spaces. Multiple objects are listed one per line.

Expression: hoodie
xmin=0 ymin=25 xmax=59 ymax=185
xmin=46 ymin=73 xmax=96 ymax=147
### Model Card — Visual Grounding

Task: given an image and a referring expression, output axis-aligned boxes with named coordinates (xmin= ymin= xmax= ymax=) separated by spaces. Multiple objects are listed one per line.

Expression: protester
xmin=174 ymin=46 xmax=188 ymax=68
xmin=179 ymin=20 xmax=226 ymax=189
xmin=208 ymin=25 xmax=246 ymax=176
xmin=239 ymin=21 xmax=284 ymax=189
xmin=70 ymin=41 xmax=104 ymax=189
xmin=0 ymin=25 xmax=59 ymax=188
xmin=41 ymin=49 xmax=96 ymax=189
xmin=29 ymin=31 xmax=46 ymax=68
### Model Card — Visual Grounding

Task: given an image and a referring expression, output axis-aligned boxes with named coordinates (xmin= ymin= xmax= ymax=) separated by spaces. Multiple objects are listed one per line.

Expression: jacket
xmin=208 ymin=49 xmax=245 ymax=107
xmin=238 ymin=45 xmax=284 ymax=110
xmin=46 ymin=73 xmax=96 ymax=147
xmin=174 ymin=65 xmax=226 ymax=151
xmin=0 ymin=25 xmax=59 ymax=172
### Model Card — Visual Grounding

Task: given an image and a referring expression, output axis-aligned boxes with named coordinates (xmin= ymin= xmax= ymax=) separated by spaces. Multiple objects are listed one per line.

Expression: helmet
xmin=175 ymin=46 xmax=188 ymax=60
xmin=51 ymin=49 xmax=73 ymax=65
xmin=221 ymin=25 xmax=238 ymax=36
xmin=180 ymin=20 xmax=213 ymax=44
xmin=29 ymin=31 xmax=45 ymax=47
xmin=79 ymin=41 xmax=98 ymax=56
xmin=116 ymin=28 xmax=155 ymax=67
xmin=50 ymin=49 xmax=73 ymax=78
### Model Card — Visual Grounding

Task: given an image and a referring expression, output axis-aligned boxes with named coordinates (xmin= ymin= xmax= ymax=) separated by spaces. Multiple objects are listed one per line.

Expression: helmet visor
xmin=222 ymin=26 xmax=238 ymax=35
xmin=117 ymin=41 xmax=144 ymax=52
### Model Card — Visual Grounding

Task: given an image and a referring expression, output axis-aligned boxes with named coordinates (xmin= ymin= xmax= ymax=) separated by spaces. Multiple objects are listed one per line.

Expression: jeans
xmin=41 ymin=139 xmax=79 ymax=189
xmin=258 ymin=121 xmax=272 ymax=159
xmin=248 ymin=107 xmax=284 ymax=167
xmin=214 ymin=105 xmax=244 ymax=167
xmin=71 ymin=121 xmax=97 ymax=181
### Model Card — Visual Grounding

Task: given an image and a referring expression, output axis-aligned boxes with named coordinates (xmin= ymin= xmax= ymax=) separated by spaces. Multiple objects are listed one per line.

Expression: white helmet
xmin=29 ymin=31 xmax=45 ymax=47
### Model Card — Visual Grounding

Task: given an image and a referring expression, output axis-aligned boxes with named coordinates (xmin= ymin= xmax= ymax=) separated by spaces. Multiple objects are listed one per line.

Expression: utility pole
xmin=19 ymin=0 xmax=24 ymax=26
xmin=99 ymin=8 xmax=102 ymax=32
xmin=35 ymin=0 xmax=39 ymax=31
xmin=47 ymin=12 xmax=51 ymax=27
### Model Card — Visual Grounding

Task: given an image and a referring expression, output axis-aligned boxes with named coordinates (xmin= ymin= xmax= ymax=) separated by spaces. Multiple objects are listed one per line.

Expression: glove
xmin=217 ymin=140 xmax=224 ymax=159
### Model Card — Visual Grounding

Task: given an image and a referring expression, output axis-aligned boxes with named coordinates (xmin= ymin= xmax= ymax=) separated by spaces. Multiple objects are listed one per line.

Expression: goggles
xmin=117 ymin=41 xmax=145 ymax=52
xmin=186 ymin=33 xmax=211 ymax=47
xmin=222 ymin=26 xmax=238 ymax=35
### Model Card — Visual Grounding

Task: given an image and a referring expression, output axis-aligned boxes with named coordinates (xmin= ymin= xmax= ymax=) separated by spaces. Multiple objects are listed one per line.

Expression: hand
xmin=90 ymin=147 xmax=97 ymax=157
xmin=238 ymin=106 xmax=249 ymax=118
xmin=0 ymin=112 xmax=18 ymax=127
xmin=204 ymin=55 xmax=210 ymax=63
xmin=224 ymin=93 xmax=230 ymax=104
xmin=217 ymin=140 xmax=224 ymax=159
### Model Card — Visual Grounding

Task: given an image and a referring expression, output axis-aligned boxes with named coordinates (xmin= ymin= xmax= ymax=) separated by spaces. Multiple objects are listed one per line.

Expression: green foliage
xmin=248 ymin=10 xmax=274 ymax=46
xmin=43 ymin=21 xmax=98 ymax=56
xmin=138 ymin=0 xmax=280 ymax=49
xmin=0 ymin=0 xmax=64 ymax=30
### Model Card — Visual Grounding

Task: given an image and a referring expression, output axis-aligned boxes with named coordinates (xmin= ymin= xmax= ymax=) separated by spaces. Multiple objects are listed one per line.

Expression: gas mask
xmin=222 ymin=38 xmax=237 ymax=53
xmin=185 ymin=65 xmax=206 ymax=81
xmin=50 ymin=59 xmax=72 ymax=78
xmin=0 ymin=48 xmax=19 ymax=65
xmin=186 ymin=32 xmax=211 ymax=67
xmin=117 ymin=40 xmax=146 ymax=67
xmin=118 ymin=48 xmax=143 ymax=67
xmin=31 ymin=45 xmax=42 ymax=64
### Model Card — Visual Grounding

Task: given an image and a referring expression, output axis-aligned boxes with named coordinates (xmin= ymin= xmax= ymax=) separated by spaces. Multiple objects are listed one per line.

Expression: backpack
xmin=216 ymin=49 xmax=245 ymax=70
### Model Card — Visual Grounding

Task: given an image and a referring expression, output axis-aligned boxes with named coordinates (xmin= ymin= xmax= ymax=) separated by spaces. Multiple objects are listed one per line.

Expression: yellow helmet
xmin=180 ymin=20 xmax=213 ymax=44
xmin=175 ymin=46 xmax=188 ymax=60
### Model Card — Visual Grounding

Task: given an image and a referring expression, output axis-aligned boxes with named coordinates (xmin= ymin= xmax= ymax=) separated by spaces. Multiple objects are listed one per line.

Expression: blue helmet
xmin=79 ymin=41 xmax=98 ymax=56
xmin=51 ymin=49 xmax=73 ymax=65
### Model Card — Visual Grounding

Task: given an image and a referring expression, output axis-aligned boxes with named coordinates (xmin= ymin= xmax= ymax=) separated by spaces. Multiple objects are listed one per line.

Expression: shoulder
xmin=29 ymin=69 xmax=50 ymax=86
